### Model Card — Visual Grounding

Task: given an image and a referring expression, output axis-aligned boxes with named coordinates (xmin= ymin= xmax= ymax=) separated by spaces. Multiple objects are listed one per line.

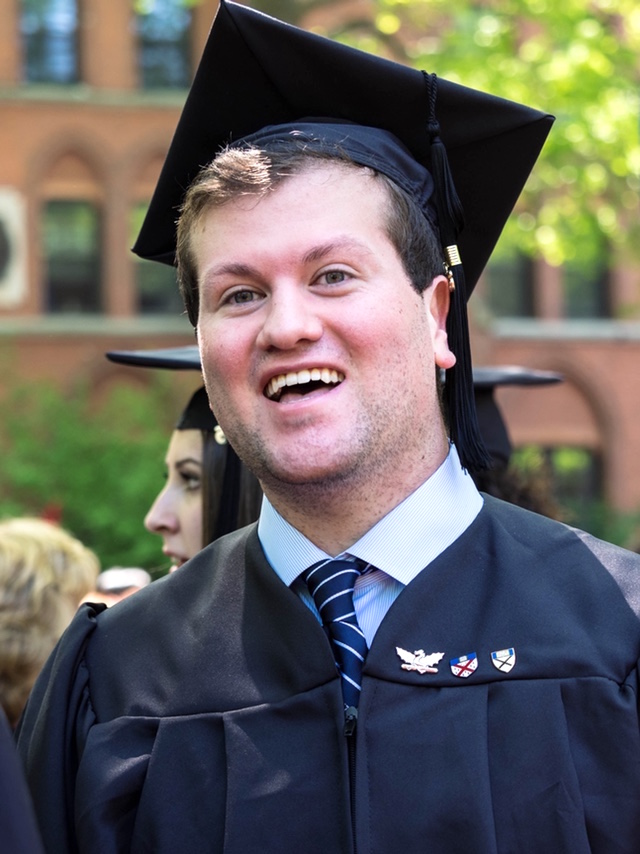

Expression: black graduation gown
xmin=0 ymin=707 xmax=44 ymax=853
xmin=16 ymin=497 xmax=640 ymax=853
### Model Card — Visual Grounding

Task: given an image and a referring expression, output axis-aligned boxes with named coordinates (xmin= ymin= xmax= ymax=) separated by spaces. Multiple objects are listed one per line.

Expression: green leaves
xmin=338 ymin=0 xmax=640 ymax=269
xmin=0 ymin=377 xmax=178 ymax=576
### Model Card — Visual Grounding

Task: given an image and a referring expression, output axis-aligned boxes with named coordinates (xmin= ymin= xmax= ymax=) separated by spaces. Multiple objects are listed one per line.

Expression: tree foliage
xmin=307 ymin=0 xmax=640 ymax=272
xmin=0 ymin=378 xmax=178 ymax=575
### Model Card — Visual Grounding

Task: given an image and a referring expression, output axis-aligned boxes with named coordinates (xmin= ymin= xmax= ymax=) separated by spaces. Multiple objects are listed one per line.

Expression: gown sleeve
xmin=16 ymin=602 xmax=106 ymax=854
xmin=0 ymin=707 xmax=44 ymax=854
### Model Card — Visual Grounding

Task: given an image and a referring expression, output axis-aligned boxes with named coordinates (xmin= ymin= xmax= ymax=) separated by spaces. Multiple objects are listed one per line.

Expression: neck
xmin=262 ymin=442 xmax=450 ymax=555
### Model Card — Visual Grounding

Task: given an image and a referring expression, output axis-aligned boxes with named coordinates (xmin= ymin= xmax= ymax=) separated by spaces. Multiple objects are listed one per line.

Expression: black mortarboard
xmin=473 ymin=366 xmax=563 ymax=468
xmin=106 ymin=348 xmax=215 ymax=432
xmin=132 ymin=0 xmax=554 ymax=471
xmin=106 ymin=346 xmax=200 ymax=371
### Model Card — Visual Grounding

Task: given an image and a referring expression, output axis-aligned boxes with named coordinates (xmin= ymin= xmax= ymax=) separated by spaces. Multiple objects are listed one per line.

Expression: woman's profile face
xmin=144 ymin=429 xmax=204 ymax=570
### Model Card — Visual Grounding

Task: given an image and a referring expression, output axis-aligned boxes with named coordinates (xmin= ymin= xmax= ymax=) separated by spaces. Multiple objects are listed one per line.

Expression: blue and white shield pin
xmin=491 ymin=648 xmax=516 ymax=673
xmin=450 ymin=652 xmax=478 ymax=678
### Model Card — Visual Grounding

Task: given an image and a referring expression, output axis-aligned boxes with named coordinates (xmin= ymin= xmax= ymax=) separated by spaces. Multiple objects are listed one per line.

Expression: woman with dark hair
xmin=107 ymin=348 xmax=263 ymax=570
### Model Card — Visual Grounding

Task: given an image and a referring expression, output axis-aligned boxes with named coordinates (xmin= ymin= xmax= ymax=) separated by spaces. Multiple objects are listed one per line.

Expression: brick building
xmin=1 ymin=0 xmax=640 ymax=526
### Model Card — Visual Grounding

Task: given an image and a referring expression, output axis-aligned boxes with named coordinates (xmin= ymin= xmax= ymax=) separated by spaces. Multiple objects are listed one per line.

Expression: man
xmin=17 ymin=3 xmax=640 ymax=852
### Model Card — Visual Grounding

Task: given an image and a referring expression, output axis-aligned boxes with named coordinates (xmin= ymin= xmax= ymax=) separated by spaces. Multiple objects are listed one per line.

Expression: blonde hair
xmin=0 ymin=517 xmax=100 ymax=727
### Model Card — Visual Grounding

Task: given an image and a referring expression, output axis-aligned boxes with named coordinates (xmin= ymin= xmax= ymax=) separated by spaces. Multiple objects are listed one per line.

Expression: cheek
xmin=181 ymin=496 xmax=204 ymax=548
xmin=199 ymin=323 xmax=244 ymax=386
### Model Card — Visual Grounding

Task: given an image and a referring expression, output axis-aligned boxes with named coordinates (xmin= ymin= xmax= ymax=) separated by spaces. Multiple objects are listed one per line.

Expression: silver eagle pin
xmin=396 ymin=647 xmax=445 ymax=674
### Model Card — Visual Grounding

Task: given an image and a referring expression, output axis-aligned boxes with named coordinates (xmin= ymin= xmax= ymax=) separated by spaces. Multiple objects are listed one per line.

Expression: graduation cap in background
xmin=106 ymin=348 xmax=213 ymax=432
xmin=132 ymin=0 xmax=554 ymax=472
xmin=105 ymin=348 xmax=244 ymax=540
xmin=473 ymin=366 xmax=563 ymax=469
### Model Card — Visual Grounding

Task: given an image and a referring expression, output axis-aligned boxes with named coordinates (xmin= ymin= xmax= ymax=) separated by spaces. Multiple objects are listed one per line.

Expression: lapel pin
xmin=491 ymin=647 xmax=516 ymax=673
xmin=450 ymin=652 xmax=478 ymax=678
xmin=396 ymin=647 xmax=445 ymax=674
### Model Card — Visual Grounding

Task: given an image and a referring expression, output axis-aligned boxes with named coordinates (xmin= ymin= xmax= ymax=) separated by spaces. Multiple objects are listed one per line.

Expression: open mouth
xmin=265 ymin=368 xmax=345 ymax=402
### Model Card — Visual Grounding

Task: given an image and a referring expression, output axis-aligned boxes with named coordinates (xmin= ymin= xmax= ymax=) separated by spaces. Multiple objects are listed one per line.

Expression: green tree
xmin=0 ymin=378 xmax=178 ymax=575
xmin=308 ymin=0 xmax=640 ymax=275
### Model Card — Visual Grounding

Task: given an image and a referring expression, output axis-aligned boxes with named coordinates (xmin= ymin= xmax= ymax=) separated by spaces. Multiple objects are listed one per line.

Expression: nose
xmin=256 ymin=287 xmax=323 ymax=351
xmin=144 ymin=488 xmax=178 ymax=535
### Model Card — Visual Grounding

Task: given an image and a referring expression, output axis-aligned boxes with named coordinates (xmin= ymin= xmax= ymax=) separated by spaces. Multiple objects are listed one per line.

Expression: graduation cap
xmin=132 ymin=0 xmax=554 ymax=472
xmin=106 ymin=347 xmax=214 ymax=432
xmin=473 ymin=366 xmax=563 ymax=468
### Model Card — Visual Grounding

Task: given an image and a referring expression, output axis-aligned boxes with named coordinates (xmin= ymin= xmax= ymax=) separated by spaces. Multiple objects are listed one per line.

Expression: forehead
xmin=167 ymin=429 xmax=203 ymax=462
xmin=194 ymin=161 xmax=392 ymax=254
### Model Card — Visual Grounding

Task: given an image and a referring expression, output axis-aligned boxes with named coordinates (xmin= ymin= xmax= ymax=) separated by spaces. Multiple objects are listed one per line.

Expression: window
xmin=563 ymin=256 xmax=611 ymax=319
xmin=135 ymin=0 xmax=192 ymax=89
xmin=21 ymin=0 xmax=79 ymax=84
xmin=43 ymin=200 xmax=101 ymax=313
xmin=483 ymin=252 xmax=534 ymax=318
xmin=132 ymin=203 xmax=183 ymax=314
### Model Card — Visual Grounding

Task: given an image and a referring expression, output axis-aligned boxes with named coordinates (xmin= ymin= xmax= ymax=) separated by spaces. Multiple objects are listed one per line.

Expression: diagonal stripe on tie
xmin=304 ymin=557 xmax=369 ymax=710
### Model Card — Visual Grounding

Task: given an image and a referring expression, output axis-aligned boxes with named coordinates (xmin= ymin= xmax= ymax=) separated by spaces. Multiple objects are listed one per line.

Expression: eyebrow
xmin=202 ymin=237 xmax=377 ymax=285
xmin=202 ymin=262 xmax=261 ymax=286
xmin=174 ymin=458 xmax=203 ymax=468
xmin=302 ymin=238 xmax=377 ymax=265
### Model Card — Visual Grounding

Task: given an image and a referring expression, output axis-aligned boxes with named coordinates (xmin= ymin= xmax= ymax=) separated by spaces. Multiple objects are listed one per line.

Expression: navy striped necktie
xmin=304 ymin=557 xmax=369 ymax=711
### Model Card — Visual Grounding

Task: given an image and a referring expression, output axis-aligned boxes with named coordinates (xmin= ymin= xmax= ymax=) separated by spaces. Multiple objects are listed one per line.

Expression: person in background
xmin=81 ymin=567 xmax=152 ymax=607
xmin=471 ymin=365 xmax=563 ymax=518
xmin=0 ymin=516 xmax=99 ymax=728
xmin=107 ymin=347 xmax=263 ymax=570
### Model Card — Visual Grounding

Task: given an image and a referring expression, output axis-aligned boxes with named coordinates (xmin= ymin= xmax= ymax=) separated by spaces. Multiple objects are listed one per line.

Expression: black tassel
xmin=445 ymin=265 xmax=491 ymax=472
xmin=423 ymin=71 xmax=490 ymax=472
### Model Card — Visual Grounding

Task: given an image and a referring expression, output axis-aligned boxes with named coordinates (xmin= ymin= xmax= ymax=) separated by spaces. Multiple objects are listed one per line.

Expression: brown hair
xmin=176 ymin=143 xmax=444 ymax=326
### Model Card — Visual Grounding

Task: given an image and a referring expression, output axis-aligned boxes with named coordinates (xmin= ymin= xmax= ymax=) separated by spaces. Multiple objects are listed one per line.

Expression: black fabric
xmin=106 ymin=346 xmax=200 ymax=370
xmin=0 ymin=708 xmax=44 ymax=854
xmin=472 ymin=366 xmax=563 ymax=467
xmin=233 ymin=121 xmax=438 ymax=228
xmin=16 ymin=498 xmax=640 ymax=852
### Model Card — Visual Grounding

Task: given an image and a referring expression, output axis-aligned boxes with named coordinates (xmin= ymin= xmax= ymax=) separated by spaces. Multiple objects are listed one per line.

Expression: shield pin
xmin=491 ymin=648 xmax=516 ymax=673
xmin=450 ymin=652 xmax=478 ymax=678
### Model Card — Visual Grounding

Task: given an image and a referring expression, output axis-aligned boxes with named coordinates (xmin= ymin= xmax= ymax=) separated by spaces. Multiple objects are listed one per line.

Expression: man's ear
xmin=427 ymin=275 xmax=457 ymax=370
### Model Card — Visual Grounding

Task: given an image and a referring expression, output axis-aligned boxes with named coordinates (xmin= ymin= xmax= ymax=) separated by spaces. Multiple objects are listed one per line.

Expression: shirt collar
xmin=258 ymin=444 xmax=483 ymax=588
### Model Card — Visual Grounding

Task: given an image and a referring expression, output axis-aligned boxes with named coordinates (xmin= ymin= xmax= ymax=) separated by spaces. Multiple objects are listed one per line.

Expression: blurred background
xmin=1 ymin=0 xmax=639 ymax=571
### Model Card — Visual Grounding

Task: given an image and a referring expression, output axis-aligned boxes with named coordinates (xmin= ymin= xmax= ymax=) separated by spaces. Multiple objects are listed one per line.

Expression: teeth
xmin=266 ymin=368 xmax=345 ymax=400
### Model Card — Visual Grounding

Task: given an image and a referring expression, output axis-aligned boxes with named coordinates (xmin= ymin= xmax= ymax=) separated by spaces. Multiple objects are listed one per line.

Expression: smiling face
xmin=193 ymin=161 xmax=455 ymax=527
xmin=144 ymin=429 xmax=205 ymax=570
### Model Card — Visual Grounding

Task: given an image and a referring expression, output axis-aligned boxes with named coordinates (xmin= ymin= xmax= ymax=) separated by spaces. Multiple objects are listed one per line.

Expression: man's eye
xmin=322 ymin=270 xmax=347 ymax=285
xmin=231 ymin=290 xmax=256 ymax=304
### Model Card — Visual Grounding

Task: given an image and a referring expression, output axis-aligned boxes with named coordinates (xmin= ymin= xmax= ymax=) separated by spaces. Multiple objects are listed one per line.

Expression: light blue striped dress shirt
xmin=257 ymin=445 xmax=484 ymax=646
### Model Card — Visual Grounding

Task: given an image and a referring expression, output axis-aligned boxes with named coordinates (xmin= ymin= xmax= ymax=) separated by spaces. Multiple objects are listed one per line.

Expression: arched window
xmin=40 ymin=150 xmax=103 ymax=313
xmin=43 ymin=200 xmax=101 ymax=313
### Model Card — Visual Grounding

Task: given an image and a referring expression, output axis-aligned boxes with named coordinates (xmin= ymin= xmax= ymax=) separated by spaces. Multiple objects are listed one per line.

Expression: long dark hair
xmin=201 ymin=431 xmax=263 ymax=547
